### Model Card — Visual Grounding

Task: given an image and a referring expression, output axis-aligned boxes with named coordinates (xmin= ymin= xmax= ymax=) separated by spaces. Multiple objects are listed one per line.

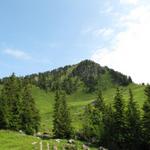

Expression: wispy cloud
xmin=100 ymin=3 xmax=114 ymax=15
xmin=81 ymin=27 xmax=114 ymax=38
xmin=93 ymin=28 xmax=114 ymax=37
xmin=120 ymin=0 xmax=139 ymax=5
xmin=91 ymin=1 xmax=150 ymax=83
xmin=3 ymin=49 xmax=31 ymax=60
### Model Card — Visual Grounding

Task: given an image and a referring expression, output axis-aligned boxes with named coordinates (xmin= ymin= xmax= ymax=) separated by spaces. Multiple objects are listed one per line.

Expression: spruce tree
xmin=0 ymin=91 xmax=8 ymax=129
xmin=143 ymin=85 xmax=150 ymax=149
xmin=82 ymin=104 xmax=104 ymax=143
xmin=53 ymin=91 xmax=61 ymax=137
xmin=82 ymin=91 xmax=105 ymax=144
xmin=20 ymin=84 xmax=40 ymax=135
xmin=102 ymin=105 xmax=114 ymax=149
xmin=1 ymin=74 xmax=22 ymax=130
xmin=53 ymin=91 xmax=72 ymax=138
xmin=95 ymin=90 xmax=105 ymax=111
xmin=112 ymin=88 xmax=126 ymax=149
xmin=126 ymin=89 xmax=142 ymax=150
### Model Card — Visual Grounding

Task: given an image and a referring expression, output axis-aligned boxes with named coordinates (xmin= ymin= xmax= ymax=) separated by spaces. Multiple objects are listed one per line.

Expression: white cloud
xmin=91 ymin=2 xmax=150 ymax=83
xmin=94 ymin=28 xmax=114 ymax=37
xmin=81 ymin=27 xmax=114 ymax=38
xmin=120 ymin=0 xmax=139 ymax=5
xmin=4 ymin=49 xmax=31 ymax=60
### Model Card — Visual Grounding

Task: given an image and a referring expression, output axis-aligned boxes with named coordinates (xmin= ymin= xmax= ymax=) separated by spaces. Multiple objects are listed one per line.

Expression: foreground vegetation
xmin=0 ymin=130 xmax=98 ymax=150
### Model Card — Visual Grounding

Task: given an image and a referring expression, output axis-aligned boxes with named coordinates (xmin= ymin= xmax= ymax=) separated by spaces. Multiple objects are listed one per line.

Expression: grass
xmin=0 ymin=130 xmax=40 ymax=150
xmin=0 ymin=130 xmax=97 ymax=150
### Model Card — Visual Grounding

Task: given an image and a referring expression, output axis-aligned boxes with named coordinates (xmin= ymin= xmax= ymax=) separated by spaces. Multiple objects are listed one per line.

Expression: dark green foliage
xmin=84 ymin=76 xmax=97 ymax=93
xmin=62 ymin=78 xmax=77 ymax=94
xmin=82 ymin=91 xmax=105 ymax=144
xmin=102 ymin=105 xmax=115 ymax=149
xmin=1 ymin=74 xmax=22 ymax=130
xmin=82 ymin=105 xmax=104 ymax=143
xmin=0 ymin=74 xmax=40 ymax=135
xmin=53 ymin=91 xmax=73 ymax=138
xmin=63 ymin=144 xmax=77 ymax=150
xmin=71 ymin=60 xmax=104 ymax=93
xmin=71 ymin=60 xmax=105 ymax=79
xmin=126 ymin=89 xmax=142 ymax=149
xmin=19 ymin=60 xmax=132 ymax=94
xmin=0 ymin=94 xmax=8 ymax=129
xmin=109 ymin=68 xmax=132 ymax=86
xmin=94 ymin=91 xmax=105 ymax=111
xmin=142 ymin=85 xmax=150 ymax=148
xmin=20 ymin=84 xmax=40 ymax=135
xmin=112 ymin=88 xmax=126 ymax=149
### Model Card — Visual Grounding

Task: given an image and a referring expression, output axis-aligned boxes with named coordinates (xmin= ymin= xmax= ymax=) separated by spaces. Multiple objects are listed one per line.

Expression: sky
xmin=0 ymin=0 xmax=150 ymax=83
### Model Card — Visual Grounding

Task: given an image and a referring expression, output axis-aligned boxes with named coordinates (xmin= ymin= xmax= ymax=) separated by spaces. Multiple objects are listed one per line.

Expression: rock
xmin=32 ymin=142 xmax=37 ymax=145
xmin=99 ymin=146 xmax=108 ymax=150
xmin=68 ymin=139 xmax=75 ymax=144
xmin=55 ymin=139 xmax=60 ymax=143
xmin=36 ymin=132 xmax=51 ymax=140
xmin=83 ymin=144 xmax=89 ymax=150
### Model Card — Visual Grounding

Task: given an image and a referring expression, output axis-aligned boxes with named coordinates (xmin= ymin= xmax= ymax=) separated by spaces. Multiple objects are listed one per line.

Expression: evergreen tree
xmin=82 ymin=91 xmax=105 ymax=144
xmin=0 ymin=90 xmax=8 ymax=129
xmin=53 ymin=91 xmax=72 ymax=138
xmin=20 ymin=84 xmax=40 ymax=135
xmin=94 ymin=90 xmax=105 ymax=111
xmin=1 ymin=74 xmax=22 ymax=130
xmin=126 ymin=89 xmax=142 ymax=150
xmin=142 ymin=85 xmax=150 ymax=149
xmin=82 ymin=104 xmax=104 ymax=144
xmin=102 ymin=105 xmax=115 ymax=149
xmin=53 ymin=91 xmax=61 ymax=137
xmin=112 ymin=88 xmax=126 ymax=150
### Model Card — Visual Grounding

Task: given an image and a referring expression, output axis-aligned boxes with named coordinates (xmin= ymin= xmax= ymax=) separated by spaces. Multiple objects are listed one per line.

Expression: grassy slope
xmin=0 ymin=130 xmax=97 ymax=150
xmin=31 ymin=83 xmax=146 ymax=132
xmin=0 ymin=83 xmax=146 ymax=149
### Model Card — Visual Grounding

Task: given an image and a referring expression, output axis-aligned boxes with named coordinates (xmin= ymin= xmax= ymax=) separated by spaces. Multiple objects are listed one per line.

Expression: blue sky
xmin=1 ymin=0 xmax=150 ymax=83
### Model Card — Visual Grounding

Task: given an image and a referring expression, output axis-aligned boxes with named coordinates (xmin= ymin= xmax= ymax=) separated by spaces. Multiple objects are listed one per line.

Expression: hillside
xmin=0 ymin=60 xmax=147 ymax=150
xmin=31 ymin=83 xmax=145 ymax=132
xmin=24 ymin=60 xmax=132 ymax=93
xmin=0 ymin=60 xmax=146 ymax=132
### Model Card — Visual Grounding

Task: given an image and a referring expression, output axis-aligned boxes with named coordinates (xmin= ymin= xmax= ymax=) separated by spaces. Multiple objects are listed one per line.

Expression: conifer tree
xmin=112 ymin=88 xmax=126 ymax=149
xmin=126 ymin=89 xmax=142 ymax=150
xmin=0 ymin=91 xmax=8 ymax=129
xmin=102 ymin=105 xmax=114 ymax=149
xmin=1 ymin=74 xmax=22 ymax=130
xmin=142 ymin=85 xmax=150 ymax=149
xmin=95 ymin=90 xmax=105 ymax=111
xmin=20 ymin=84 xmax=40 ymax=135
xmin=53 ymin=91 xmax=61 ymax=137
xmin=82 ymin=91 xmax=105 ymax=143
xmin=82 ymin=104 xmax=104 ymax=143
xmin=53 ymin=91 xmax=72 ymax=138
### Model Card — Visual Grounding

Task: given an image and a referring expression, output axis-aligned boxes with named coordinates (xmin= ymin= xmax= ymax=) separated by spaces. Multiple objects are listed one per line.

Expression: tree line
xmin=53 ymin=85 xmax=150 ymax=150
xmin=81 ymin=86 xmax=150 ymax=150
xmin=0 ymin=74 xmax=40 ymax=135
xmin=1 ymin=73 xmax=150 ymax=150
xmin=18 ymin=60 xmax=132 ymax=93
